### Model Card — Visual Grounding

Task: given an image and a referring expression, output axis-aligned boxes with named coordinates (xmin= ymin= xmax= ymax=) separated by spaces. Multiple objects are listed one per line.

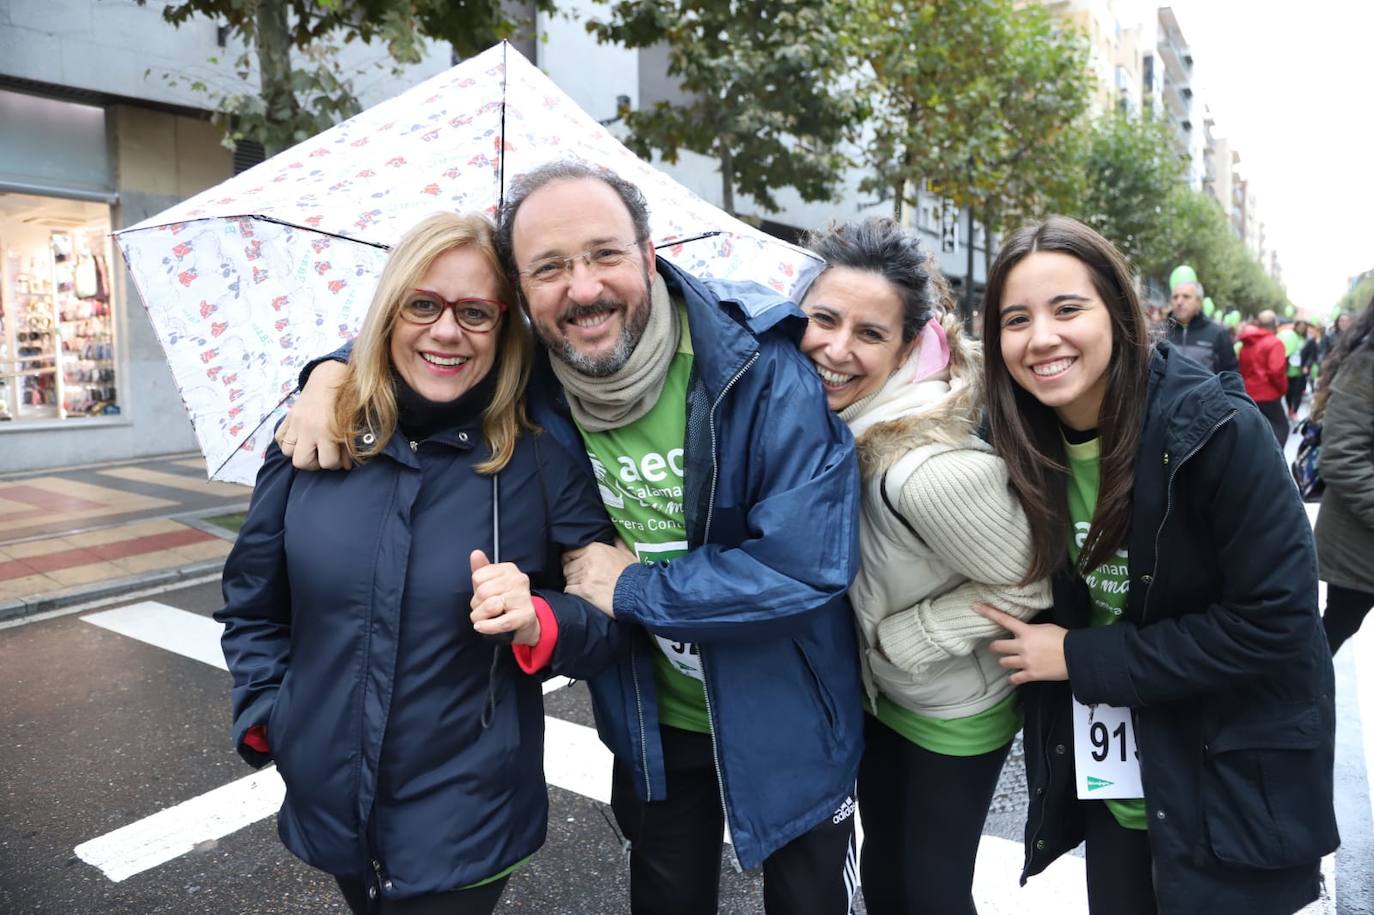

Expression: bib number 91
xmin=1072 ymin=697 xmax=1143 ymax=799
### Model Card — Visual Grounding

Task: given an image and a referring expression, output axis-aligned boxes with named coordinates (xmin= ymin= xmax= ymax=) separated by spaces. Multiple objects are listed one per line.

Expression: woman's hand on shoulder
xmin=276 ymin=360 xmax=351 ymax=471
xmin=469 ymin=550 xmax=541 ymax=645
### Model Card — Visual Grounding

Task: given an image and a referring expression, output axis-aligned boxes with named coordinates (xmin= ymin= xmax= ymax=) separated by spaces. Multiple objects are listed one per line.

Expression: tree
xmin=1065 ymin=110 xmax=1188 ymax=281
xmin=140 ymin=0 xmax=547 ymax=155
xmin=844 ymin=0 xmax=1014 ymax=220
xmin=957 ymin=3 xmax=1092 ymax=280
xmin=839 ymin=0 xmax=1089 ymax=314
xmin=587 ymin=0 xmax=865 ymax=215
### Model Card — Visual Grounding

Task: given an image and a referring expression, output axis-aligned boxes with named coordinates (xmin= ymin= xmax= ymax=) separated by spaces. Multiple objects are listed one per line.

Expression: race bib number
xmin=655 ymin=636 xmax=704 ymax=681
xmin=635 ymin=540 xmax=703 ymax=682
xmin=1072 ymin=697 xmax=1143 ymax=799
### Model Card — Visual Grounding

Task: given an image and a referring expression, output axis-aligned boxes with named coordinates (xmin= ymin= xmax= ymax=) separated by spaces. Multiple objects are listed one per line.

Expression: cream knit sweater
xmin=842 ymin=327 xmax=1051 ymax=717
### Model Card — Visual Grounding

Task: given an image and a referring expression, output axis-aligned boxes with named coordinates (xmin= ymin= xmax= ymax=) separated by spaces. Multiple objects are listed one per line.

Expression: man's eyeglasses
xmin=518 ymin=240 xmax=644 ymax=286
xmin=398 ymin=291 xmax=507 ymax=333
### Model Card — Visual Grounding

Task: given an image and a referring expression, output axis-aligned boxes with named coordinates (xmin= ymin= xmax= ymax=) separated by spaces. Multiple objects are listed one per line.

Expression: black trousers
xmin=610 ymin=725 xmax=857 ymax=915
xmin=1255 ymin=398 xmax=1289 ymax=445
xmin=336 ymin=875 xmax=509 ymax=915
xmin=856 ymin=713 xmax=1011 ymax=915
xmin=1286 ymin=375 xmax=1307 ymax=414
xmin=1082 ymin=800 xmax=1157 ymax=915
xmin=1323 ymin=583 xmax=1374 ymax=656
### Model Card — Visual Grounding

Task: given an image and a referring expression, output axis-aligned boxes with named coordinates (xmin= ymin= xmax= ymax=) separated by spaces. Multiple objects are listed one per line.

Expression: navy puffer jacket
xmin=217 ymin=389 xmax=613 ymax=899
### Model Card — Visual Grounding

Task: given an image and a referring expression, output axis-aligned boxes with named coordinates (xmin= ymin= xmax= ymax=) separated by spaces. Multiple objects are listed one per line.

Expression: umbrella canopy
xmin=116 ymin=42 xmax=821 ymax=484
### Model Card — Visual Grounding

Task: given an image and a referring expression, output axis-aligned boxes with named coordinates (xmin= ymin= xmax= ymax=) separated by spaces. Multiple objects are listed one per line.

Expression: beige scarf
xmin=550 ymin=274 xmax=681 ymax=432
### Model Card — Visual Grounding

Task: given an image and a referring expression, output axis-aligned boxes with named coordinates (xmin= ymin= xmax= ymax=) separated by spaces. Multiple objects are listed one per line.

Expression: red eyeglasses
xmin=399 ymin=290 xmax=508 ymax=333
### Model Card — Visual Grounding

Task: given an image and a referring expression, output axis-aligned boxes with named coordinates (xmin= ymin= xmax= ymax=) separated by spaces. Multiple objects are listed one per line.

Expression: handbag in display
xmin=1290 ymin=418 xmax=1324 ymax=503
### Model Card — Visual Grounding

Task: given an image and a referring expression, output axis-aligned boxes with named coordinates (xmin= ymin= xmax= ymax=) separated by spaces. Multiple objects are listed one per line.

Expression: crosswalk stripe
xmin=74 ymin=767 xmax=285 ymax=882
xmin=83 ymin=601 xmax=228 ymax=670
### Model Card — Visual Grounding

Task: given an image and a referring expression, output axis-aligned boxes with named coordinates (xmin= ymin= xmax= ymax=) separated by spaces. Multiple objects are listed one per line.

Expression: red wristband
xmin=512 ymin=596 xmax=559 ymax=673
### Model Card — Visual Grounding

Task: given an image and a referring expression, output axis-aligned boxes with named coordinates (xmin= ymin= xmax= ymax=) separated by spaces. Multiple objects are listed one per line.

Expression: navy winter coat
xmin=532 ymin=262 xmax=865 ymax=870
xmin=216 ymin=398 xmax=613 ymax=899
xmin=1020 ymin=343 xmax=1338 ymax=913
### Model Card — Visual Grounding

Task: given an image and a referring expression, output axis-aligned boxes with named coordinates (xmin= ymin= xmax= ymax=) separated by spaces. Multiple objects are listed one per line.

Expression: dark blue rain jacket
xmin=533 ymin=261 xmax=865 ymax=870
xmin=217 ymin=409 xmax=613 ymax=899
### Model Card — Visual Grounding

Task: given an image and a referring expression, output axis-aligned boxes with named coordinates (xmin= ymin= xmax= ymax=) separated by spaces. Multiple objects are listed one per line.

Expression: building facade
xmin=0 ymin=0 xmax=450 ymax=473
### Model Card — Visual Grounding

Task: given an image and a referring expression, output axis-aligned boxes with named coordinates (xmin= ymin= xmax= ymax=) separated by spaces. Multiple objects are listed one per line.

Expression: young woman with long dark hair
xmin=974 ymin=216 xmax=1338 ymax=914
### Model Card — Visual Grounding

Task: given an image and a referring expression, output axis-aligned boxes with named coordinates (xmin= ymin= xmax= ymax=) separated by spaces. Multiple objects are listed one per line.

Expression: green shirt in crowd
xmin=1065 ymin=435 xmax=1147 ymax=831
xmin=577 ymin=314 xmax=711 ymax=734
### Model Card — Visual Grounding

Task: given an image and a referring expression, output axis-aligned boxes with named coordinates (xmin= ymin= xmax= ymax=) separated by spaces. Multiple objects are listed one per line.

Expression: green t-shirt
xmin=578 ymin=323 xmax=710 ymax=734
xmin=1065 ymin=436 xmax=1147 ymax=831
xmin=870 ymin=692 xmax=1022 ymax=757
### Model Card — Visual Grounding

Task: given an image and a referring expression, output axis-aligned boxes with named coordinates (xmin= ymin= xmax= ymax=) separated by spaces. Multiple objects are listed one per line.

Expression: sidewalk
xmin=0 ymin=452 xmax=250 ymax=621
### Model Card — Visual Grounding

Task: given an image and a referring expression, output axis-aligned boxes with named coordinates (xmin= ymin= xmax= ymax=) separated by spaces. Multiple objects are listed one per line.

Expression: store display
xmin=0 ymin=213 xmax=120 ymax=422
xmin=56 ymin=229 xmax=119 ymax=416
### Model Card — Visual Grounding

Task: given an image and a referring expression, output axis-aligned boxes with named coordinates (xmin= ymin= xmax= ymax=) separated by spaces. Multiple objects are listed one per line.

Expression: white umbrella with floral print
xmin=115 ymin=42 xmax=821 ymax=484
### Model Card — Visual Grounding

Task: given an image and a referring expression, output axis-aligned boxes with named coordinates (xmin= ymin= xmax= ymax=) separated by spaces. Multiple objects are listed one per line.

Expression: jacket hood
xmin=852 ymin=315 xmax=985 ymax=475
xmin=659 ymin=260 xmax=808 ymax=401
xmin=1238 ymin=325 xmax=1274 ymax=346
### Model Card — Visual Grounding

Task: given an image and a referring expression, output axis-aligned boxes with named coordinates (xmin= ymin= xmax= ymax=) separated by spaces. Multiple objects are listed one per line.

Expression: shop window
xmin=0 ymin=193 xmax=119 ymax=422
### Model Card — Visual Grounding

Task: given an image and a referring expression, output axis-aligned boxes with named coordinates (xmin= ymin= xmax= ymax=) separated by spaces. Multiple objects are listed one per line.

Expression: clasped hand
xmin=469 ymin=550 xmax=540 ymax=645
xmin=562 ymin=541 xmax=637 ymax=618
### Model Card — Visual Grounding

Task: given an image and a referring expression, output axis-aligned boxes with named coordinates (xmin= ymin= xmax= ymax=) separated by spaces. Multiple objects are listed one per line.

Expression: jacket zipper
xmin=699 ymin=652 xmax=739 ymax=870
xmin=629 ymin=641 xmax=652 ymax=800
xmin=1142 ymin=409 xmax=1237 ymax=622
xmin=699 ymin=349 xmax=758 ymax=872
xmin=702 ymin=352 xmax=759 ymax=542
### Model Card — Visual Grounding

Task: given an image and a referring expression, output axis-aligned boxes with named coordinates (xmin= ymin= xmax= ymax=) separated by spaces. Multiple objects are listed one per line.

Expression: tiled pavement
xmin=0 ymin=453 xmax=250 ymax=619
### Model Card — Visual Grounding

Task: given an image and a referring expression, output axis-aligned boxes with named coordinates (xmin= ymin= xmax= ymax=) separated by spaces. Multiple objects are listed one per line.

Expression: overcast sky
xmin=1120 ymin=0 xmax=1374 ymax=316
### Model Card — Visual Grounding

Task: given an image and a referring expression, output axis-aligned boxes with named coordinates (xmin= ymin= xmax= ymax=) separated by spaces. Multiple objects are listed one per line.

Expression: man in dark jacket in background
xmin=1238 ymin=310 xmax=1290 ymax=444
xmin=1167 ymin=279 xmax=1238 ymax=375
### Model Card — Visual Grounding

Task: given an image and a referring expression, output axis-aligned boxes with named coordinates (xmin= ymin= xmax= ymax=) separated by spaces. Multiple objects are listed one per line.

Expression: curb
xmin=0 ymin=559 xmax=225 ymax=625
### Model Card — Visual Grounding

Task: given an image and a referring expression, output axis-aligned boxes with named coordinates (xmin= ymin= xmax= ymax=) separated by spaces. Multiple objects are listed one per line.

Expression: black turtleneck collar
xmin=1060 ymin=422 xmax=1100 ymax=445
xmin=393 ymin=365 xmax=497 ymax=443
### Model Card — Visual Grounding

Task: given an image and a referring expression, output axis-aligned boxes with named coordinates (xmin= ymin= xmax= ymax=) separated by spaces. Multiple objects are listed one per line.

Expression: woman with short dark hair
xmin=798 ymin=218 xmax=1051 ymax=913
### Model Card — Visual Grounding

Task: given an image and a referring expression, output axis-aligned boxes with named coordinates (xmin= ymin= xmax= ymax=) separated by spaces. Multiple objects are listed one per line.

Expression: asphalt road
xmin=1 ymin=576 xmax=1370 ymax=914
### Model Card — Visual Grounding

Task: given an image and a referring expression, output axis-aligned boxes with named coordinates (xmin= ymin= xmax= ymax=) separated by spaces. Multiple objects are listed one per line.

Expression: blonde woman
xmin=217 ymin=213 xmax=613 ymax=914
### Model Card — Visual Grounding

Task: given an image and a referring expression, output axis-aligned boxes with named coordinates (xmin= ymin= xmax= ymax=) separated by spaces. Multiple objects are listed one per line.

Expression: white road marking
xmin=973 ymin=835 xmax=1084 ymax=913
xmin=542 ymin=676 xmax=572 ymax=694
xmin=545 ymin=716 xmax=613 ymax=803
xmin=82 ymin=601 xmax=228 ymax=670
xmin=74 ymin=767 xmax=285 ymax=883
xmin=1354 ymin=609 xmax=1374 ymax=831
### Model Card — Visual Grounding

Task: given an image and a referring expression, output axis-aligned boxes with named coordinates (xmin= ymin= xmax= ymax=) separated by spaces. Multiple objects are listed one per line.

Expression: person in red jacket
xmin=1238 ymin=309 xmax=1290 ymax=444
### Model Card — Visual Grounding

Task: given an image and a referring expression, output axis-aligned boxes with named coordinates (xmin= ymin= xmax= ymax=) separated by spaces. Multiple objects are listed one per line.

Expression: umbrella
xmin=115 ymin=42 xmax=821 ymax=484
